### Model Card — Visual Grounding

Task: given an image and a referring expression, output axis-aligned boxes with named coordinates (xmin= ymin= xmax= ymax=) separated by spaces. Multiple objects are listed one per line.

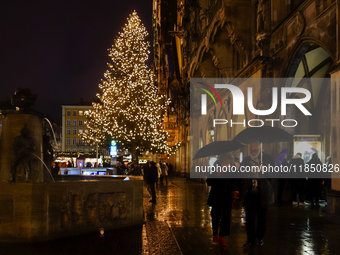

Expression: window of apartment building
xmin=72 ymin=148 xmax=77 ymax=152
xmin=79 ymin=110 xmax=83 ymax=116
xmin=66 ymin=138 xmax=71 ymax=145
xmin=66 ymin=110 xmax=71 ymax=116
xmin=79 ymin=120 xmax=83 ymax=125
xmin=85 ymin=147 xmax=89 ymax=152
xmin=66 ymin=147 xmax=71 ymax=152
xmin=73 ymin=120 xmax=77 ymax=125
xmin=79 ymin=138 xmax=83 ymax=145
xmin=66 ymin=127 xmax=71 ymax=135
xmin=73 ymin=138 xmax=77 ymax=145
xmin=73 ymin=110 xmax=77 ymax=116
xmin=79 ymin=148 xmax=83 ymax=152
xmin=73 ymin=128 xmax=77 ymax=135
xmin=78 ymin=127 xmax=83 ymax=134
xmin=67 ymin=119 xmax=71 ymax=125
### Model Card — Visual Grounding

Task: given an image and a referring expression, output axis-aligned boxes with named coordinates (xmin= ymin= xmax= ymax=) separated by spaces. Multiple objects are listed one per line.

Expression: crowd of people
xmin=279 ymin=152 xmax=331 ymax=207
xmin=206 ymin=143 xmax=331 ymax=248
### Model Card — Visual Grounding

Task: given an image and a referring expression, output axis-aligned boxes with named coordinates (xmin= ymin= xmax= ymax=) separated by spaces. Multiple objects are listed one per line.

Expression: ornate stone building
xmin=153 ymin=0 xmax=340 ymax=219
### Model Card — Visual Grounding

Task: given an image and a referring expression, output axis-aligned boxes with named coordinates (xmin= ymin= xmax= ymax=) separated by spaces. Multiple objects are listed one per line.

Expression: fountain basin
xmin=0 ymin=175 xmax=143 ymax=243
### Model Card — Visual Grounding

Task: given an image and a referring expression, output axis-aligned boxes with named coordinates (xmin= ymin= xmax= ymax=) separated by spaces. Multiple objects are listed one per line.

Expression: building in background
xmin=153 ymin=0 xmax=340 ymax=219
xmin=153 ymin=0 xmax=189 ymax=176
xmin=61 ymin=100 xmax=94 ymax=153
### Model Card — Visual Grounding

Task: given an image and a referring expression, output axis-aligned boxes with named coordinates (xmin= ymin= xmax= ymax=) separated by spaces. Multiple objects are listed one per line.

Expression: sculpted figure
xmin=11 ymin=124 xmax=37 ymax=182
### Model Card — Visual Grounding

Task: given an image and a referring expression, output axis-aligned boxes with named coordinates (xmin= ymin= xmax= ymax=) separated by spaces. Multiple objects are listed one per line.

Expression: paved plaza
xmin=1 ymin=176 xmax=339 ymax=254
xmin=144 ymin=177 xmax=339 ymax=255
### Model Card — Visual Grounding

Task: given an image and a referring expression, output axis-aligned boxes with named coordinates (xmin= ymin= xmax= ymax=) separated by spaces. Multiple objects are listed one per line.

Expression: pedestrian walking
xmin=278 ymin=155 xmax=290 ymax=203
xmin=144 ymin=161 xmax=158 ymax=203
xmin=51 ymin=162 xmax=60 ymax=176
xmin=290 ymin=153 xmax=307 ymax=205
xmin=207 ymin=153 xmax=239 ymax=246
xmin=306 ymin=153 xmax=323 ymax=208
xmin=241 ymin=142 xmax=275 ymax=248
xmin=129 ymin=162 xmax=141 ymax=176
xmin=168 ymin=163 xmax=173 ymax=176
xmin=116 ymin=161 xmax=125 ymax=175
xmin=161 ymin=162 xmax=168 ymax=185
xmin=156 ymin=161 xmax=162 ymax=187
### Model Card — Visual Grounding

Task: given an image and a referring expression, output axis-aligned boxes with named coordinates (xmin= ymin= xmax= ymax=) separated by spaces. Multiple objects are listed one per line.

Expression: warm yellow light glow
xmin=80 ymin=11 xmax=180 ymax=156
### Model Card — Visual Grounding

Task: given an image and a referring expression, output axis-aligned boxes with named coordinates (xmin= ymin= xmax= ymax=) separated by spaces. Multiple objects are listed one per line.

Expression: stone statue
xmin=11 ymin=124 xmax=38 ymax=182
xmin=11 ymin=88 xmax=37 ymax=112
xmin=256 ymin=0 xmax=270 ymax=34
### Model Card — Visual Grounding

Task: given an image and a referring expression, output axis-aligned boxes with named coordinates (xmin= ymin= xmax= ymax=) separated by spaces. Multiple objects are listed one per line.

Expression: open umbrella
xmin=193 ymin=140 xmax=244 ymax=160
xmin=233 ymin=126 xmax=293 ymax=163
xmin=233 ymin=126 xmax=293 ymax=144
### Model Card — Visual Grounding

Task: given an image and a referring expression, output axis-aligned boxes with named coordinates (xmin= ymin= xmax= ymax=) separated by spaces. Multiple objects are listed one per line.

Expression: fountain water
xmin=43 ymin=118 xmax=57 ymax=145
xmin=0 ymin=89 xmax=143 ymax=243
xmin=32 ymin=153 xmax=55 ymax=182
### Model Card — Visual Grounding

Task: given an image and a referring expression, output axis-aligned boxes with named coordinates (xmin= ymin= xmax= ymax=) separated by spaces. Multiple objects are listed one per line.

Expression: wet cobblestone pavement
xmin=1 ymin=176 xmax=340 ymax=254
xmin=145 ymin=177 xmax=340 ymax=255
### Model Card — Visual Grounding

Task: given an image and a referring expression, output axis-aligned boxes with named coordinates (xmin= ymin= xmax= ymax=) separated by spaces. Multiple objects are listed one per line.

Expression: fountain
xmin=0 ymin=89 xmax=143 ymax=243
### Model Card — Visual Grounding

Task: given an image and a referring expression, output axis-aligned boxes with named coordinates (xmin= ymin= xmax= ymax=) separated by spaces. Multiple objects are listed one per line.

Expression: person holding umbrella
xmin=241 ymin=142 xmax=275 ymax=248
xmin=193 ymin=140 xmax=244 ymax=246
xmin=206 ymin=152 xmax=240 ymax=246
xmin=233 ymin=126 xmax=292 ymax=247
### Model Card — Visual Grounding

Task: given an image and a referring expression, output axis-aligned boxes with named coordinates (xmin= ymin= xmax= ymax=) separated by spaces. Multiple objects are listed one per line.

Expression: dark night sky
xmin=0 ymin=0 xmax=153 ymax=124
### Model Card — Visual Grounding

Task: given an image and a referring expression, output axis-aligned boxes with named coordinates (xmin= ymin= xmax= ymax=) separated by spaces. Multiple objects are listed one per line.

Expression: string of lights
xmin=80 ymin=11 xmax=180 ymax=156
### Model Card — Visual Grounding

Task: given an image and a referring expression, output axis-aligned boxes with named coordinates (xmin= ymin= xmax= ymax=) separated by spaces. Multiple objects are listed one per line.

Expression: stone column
xmin=327 ymin=69 xmax=340 ymax=221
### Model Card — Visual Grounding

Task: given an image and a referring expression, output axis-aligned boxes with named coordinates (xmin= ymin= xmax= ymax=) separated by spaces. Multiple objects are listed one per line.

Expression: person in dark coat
xmin=207 ymin=153 xmax=239 ymax=246
xmin=116 ymin=162 xmax=125 ymax=175
xmin=241 ymin=143 xmax=275 ymax=248
xmin=144 ymin=161 xmax=158 ymax=203
xmin=129 ymin=162 xmax=141 ymax=176
xmin=278 ymin=155 xmax=290 ymax=203
xmin=168 ymin=163 xmax=173 ymax=176
xmin=306 ymin=153 xmax=323 ymax=207
xmin=51 ymin=162 xmax=60 ymax=176
xmin=290 ymin=153 xmax=307 ymax=205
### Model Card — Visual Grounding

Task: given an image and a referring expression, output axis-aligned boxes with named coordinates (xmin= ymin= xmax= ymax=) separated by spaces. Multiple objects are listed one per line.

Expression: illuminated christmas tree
xmin=82 ymin=11 xmax=180 ymax=157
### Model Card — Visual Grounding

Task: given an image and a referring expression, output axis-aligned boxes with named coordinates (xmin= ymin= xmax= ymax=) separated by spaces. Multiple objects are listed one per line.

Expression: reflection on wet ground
xmin=1 ymin=176 xmax=339 ymax=254
xmin=145 ymin=177 xmax=340 ymax=255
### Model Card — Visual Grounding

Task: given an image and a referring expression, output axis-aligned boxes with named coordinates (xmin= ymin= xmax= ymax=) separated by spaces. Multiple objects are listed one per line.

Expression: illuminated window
xmin=66 ymin=128 xmax=71 ymax=135
xmin=73 ymin=110 xmax=77 ymax=116
xmin=79 ymin=111 xmax=83 ymax=116
xmin=66 ymin=110 xmax=71 ymax=116
xmin=73 ymin=120 xmax=77 ymax=125
xmin=79 ymin=120 xmax=83 ymax=125
xmin=67 ymin=120 xmax=71 ymax=125
xmin=290 ymin=45 xmax=331 ymax=113
xmin=73 ymin=128 xmax=77 ymax=135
